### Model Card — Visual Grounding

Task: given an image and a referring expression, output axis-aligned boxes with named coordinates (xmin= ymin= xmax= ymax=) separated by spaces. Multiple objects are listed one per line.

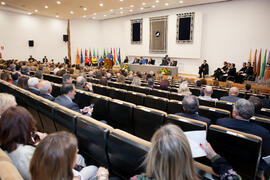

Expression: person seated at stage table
xmin=216 ymin=99 xmax=270 ymax=158
xmin=176 ymin=95 xmax=211 ymax=126
xmin=199 ymin=86 xmax=218 ymax=101
xmin=227 ymin=63 xmax=237 ymax=81
xmin=107 ymin=53 xmax=113 ymax=60
xmin=242 ymin=62 xmax=253 ymax=80
xmin=132 ymin=57 xmax=140 ymax=64
xmin=198 ymin=60 xmax=209 ymax=78
xmin=169 ymin=59 xmax=177 ymax=66
xmin=123 ymin=56 xmax=129 ymax=63
xmin=220 ymin=87 xmax=241 ymax=103
xmin=39 ymin=80 xmax=55 ymax=101
xmin=54 ymin=84 xmax=91 ymax=115
xmin=147 ymin=58 xmax=155 ymax=65
xmin=249 ymin=96 xmax=269 ymax=119
xmin=238 ymin=62 xmax=247 ymax=75
xmin=161 ymin=55 xmax=170 ymax=66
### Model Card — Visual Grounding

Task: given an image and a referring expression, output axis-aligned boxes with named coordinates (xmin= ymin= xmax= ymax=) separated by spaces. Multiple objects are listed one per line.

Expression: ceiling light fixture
xmin=155 ymin=0 xmax=159 ymax=3
xmin=56 ymin=15 xmax=59 ymax=18
xmin=70 ymin=11 xmax=74 ymax=14
xmin=83 ymin=7 xmax=87 ymax=11
xmin=179 ymin=0 xmax=184 ymax=3
xmin=99 ymin=3 xmax=103 ymax=7
xmin=27 ymin=12 xmax=32 ymax=15
xmin=129 ymin=9 xmax=133 ymax=12
xmin=56 ymin=1 xmax=61 ymax=5
xmin=152 ymin=5 xmax=156 ymax=8
xmin=104 ymin=14 xmax=107 ymax=17
xmin=142 ymin=2 xmax=146 ymax=6
xmin=140 ymin=7 xmax=144 ymax=10
xmin=130 ymin=5 xmax=134 ymax=8
xmin=165 ymin=3 xmax=169 ymax=6
xmin=34 ymin=9 xmax=38 ymax=12
xmin=83 ymin=15 xmax=86 ymax=18
xmin=45 ymin=5 xmax=48 ymax=8
xmin=1 ymin=1 xmax=6 ymax=5
xmin=120 ymin=0 xmax=124 ymax=2
xmin=120 ymin=11 xmax=123 ymax=14
xmin=120 ymin=7 xmax=123 ymax=10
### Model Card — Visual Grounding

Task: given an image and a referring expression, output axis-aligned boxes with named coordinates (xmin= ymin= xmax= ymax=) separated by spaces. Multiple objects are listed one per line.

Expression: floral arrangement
xmin=158 ymin=67 xmax=171 ymax=75
xmin=104 ymin=63 xmax=110 ymax=69
xmin=121 ymin=64 xmax=130 ymax=71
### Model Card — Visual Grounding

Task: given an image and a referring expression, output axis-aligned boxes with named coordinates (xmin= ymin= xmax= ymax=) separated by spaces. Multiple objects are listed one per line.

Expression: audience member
xmin=131 ymin=124 xmax=241 ymax=180
xmin=75 ymin=76 xmax=93 ymax=92
xmin=34 ymin=70 xmax=43 ymax=79
xmin=99 ymin=77 xmax=108 ymax=86
xmin=216 ymin=99 xmax=270 ymax=157
xmin=27 ymin=77 xmax=40 ymax=95
xmin=63 ymin=74 xmax=73 ymax=84
xmin=199 ymin=86 xmax=218 ymax=101
xmin=220 ymin=87 xmax=241 ymax=103
xmin=21 ymin=66 xmax=30 ymax=76
xmin=0 ymin=72 xmax=12 ymax=83
xmin=147 ymin=78 xmax=154 ymax=88
xmin=131 ymin=75 xmax=141 ymax=86
xmin=39 ymin=80 xmax=55 ymax=101
xmin=160 ymin=77 xmax=169 ymax=91
xmin=175 ymin=95 xmax=211 ymax=126
xmin=54 ymin=84 xmax=91 ymax=115
xmin=17 ymin=76 xmax=29 ymax=89
xmin=249 ymin=96 xmax=269 ymax=119
xmin=178 ymin=81 xmax=191 ymax=96
xmin=30 ymin=131 xmax=99 ymax=180
xmin=11 ymin=72 xmax=20 ymax=85
xmin=0 ymin=93 xmax=17 ymax=116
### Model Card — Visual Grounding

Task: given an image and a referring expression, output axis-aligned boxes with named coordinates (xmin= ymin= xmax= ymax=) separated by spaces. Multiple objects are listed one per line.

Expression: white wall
xmin=0 ymin=9 xmax=67 ymax=62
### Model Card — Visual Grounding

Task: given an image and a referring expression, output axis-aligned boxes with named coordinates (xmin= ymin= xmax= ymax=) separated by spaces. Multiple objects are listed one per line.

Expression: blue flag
xmin=118 ymin=48 xmax=121 ymax=64
xmin=80 ymin=49 xmax=84 ymax=64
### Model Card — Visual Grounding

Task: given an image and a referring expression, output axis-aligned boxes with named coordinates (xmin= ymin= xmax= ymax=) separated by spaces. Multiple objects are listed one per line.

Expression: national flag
xmin=248 ymin=49 xmax=252 ymax=63
xmin=103 ymin=48 xmax=106 ymax=59
xmin=118 ymin=48 xmax=121 ymax=64
xmin=80 ymin=49 xmax=84 ymax=64
xmin=76 ymin=48 xmax=80 ymax=65
xmin=256 ymin=49 xmax=262 ymax=77
xmin=113 ymin=48 xmax=116 ymax=66
xmin=93 ymin=48 xmax=96 ymax=58
xmin=84 ymin=49 xmax=88 ymax=64
xmin=253 ymin=49 xmax=257 ymax=72
xmin=265 ymin=51 xmax=270 ymax=80
xmin=110 ymin=48 xmax=112 ymax=55
xmin=260 ymin=50 xmax=267 ymax=78
xmin=89 ymin=49 xmax=92 ymax=63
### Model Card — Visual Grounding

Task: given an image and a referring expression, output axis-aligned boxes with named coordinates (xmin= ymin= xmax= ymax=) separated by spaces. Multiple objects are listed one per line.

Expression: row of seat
xmin=0 ymin=79 xmax=262 ymax=180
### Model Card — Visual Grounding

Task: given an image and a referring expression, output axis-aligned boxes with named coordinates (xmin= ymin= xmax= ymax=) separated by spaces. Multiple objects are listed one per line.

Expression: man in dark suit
xmin=216 ymin=99 xmax=270 ymax=157
xmin=54 ymin=84 xmax=91 ymax=114
xmin=169 ymin=59 xmax=177 ymax=66
xmin=249 ymin=96 xmax=270 ymax=119
xmin=161 ymin=55 xmax=170 ymax=66
xmin=39 ymin=80 xmax=55 ymax=101
xmin=220 ymin=87 xmax=241 ymax=103
xmin=62 ymin=74 xmax=73 ymax=84
xmin=26 ymin=77 xmax=40 ymax=95
xmin=199 ymin=60 xmax=209 ymax=78
xmin=42 ymin=56 xmax=48 ymax=63
xmin=263 ymin=98 xmax=270 ymax=109
xmin=175 ymin=95 xmax=211 ymax=126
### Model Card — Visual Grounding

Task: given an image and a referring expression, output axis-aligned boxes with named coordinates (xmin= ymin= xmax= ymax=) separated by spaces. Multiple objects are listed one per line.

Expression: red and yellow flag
xmin=253 ymin=49 xmax=257 ymax=72
xmin=76 ymin=48 xmax=80 ymax=65
xmin=248 ymin=49 xmax=252 ymax=63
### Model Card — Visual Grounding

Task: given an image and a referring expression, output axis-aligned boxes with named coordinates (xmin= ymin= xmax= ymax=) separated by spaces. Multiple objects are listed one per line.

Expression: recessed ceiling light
xmin=1 ymin=1 xmax=6 ymax=5
xmin=110 ymin=9 xmax=113 ymax=12
xmin=83 ymin=15 xmax=86 ymax=18
xmin=179 ymin=0 xmax=184 ymax=3
xmin=142 ymin=2 xmax=146 ymax=6
xmin=129 ymin=9 xmax=133 ymax=12
xmin=34 ymin=9 xmax=38 ymax=12
xmin=120 ymin=7 xmax=123 ymax=10
xmin=70 ymin=11 xmax=74 ymax=14
xmin=56 ymin=1 xmax=61 ymax=5
xmin=92 ymin=17 xmax=96 ymax=19
xmin=152 ymin=5 xmax=156 ymax=8
xmin=120 ymin=0 xmax=124 ymax=2
xmin=83 ymin=7 xmax=87 ymax=11
xmin=27 ymin=12 xmax=32 ymax=15
xmin=130 ymin=5 xmax=134 ymax=8
xmin=99 ymin=3 xmax=103 ymax=7
xmin=93 ymin=13 xmax=97 ymax=15
xmin=165 ymin=3 xmax=169 ymax=6
xmin=120 ymin=11 xmax=124 ymax=14
xmin=140 ymin=7 xmax=144 ymax=10
xmin=155 ymin=0 xmax=159 ymax=3
xmin=44 ymin=5 xmax=48 ymax=8
xmin=104 ymin=14 xmax=107 ymax=17
xmin=56 ymin=15 xmax=59 ymax=18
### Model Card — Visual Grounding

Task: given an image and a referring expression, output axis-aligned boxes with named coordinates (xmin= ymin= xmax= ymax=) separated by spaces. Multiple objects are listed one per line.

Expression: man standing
xmin=199 ymin=60 xmax=209 ymax=78
xmin=42 ymin=56 xmax=48 ymax=63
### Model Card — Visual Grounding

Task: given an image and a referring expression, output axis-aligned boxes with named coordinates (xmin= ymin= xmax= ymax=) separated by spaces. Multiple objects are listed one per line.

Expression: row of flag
xmin=248 ymin=49 xmax=270 ymax=80
xmin=75 ymin=48 xmax=122 ymax=66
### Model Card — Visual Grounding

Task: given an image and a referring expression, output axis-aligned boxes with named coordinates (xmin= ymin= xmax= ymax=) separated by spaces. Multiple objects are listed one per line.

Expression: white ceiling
xmin=0 ymin=0 xmax=230 ymax=20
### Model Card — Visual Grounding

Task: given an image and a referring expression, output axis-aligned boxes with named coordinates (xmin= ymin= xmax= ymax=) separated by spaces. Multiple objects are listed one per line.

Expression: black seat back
xmin=250 ymin=116 xmax=270 ymax=132
xmin=167 ymin=100 xmax=183 ymax=114
xmin=107 ymin=129 xmax=150 ymax=179
xmin=212 ymin=89 xmax=228 ymax=99
xmin=190 ymin=87 xmax=201 ymax=96
xmin=150 ymin=89 xmax=169 ymax=98
xmin=198 ymin=98 xmax=216 ymax=107
xmin=144 ymin=95 xmax=168 ymax=112
xmin=91 ymin=95 xmax=111 ymax=121
xmin=260 ymin=108 xmax=270 ymax=118
xmin=109 ymin=88 xmax=127 ymax=101
xmin=166 ymin=114 xmax=207 ymax=131
xmin=198 ymin=106 xmax=230 ymax=124
xmin=52 ymin=83 xmax=62 ymax=97
xmin=109 ymin=99 xmax=135 ymax=134
xmin=92 ymin=84 xmax=108 ymax=96
xmin=169 ymin=92 xmax=185 ymax=101
xmin=133 ymin=86 xmax=151 ymax=95
xmin=43 ymin=74 xmax=62 ymax=84
xmin=74 ymin=90 xmax=97 ymax=109
xmin=133 ymin=106 xmax=166 ymax=141
xmin=125 ymin=91 xmax=145 ymax=105
xmin=207 ymin=125 xmax=262 ymax=180
xmin=216 ymin=100 xmax=234 ymax=113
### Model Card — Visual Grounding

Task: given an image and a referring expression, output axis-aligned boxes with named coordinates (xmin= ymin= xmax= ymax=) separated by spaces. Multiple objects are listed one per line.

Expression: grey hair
xmin=39 ymin=81 xmax=52 ymax=94
xmin=182 ymin=95 xmax=199 ymax=114
xmin=234 ymin=99 xmax=254 ymax=119
xmin=76 ymin=76 xmax=86 ymax=86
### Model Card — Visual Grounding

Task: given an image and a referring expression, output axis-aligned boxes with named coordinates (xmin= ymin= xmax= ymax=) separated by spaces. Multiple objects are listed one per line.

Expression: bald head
xmin=229 ymin=87 xmax=239 ymax=97
xmin=39 ymin=80 xmax=52 ymax=94
xmin=204 ymin=86 xmax=213 ymax=96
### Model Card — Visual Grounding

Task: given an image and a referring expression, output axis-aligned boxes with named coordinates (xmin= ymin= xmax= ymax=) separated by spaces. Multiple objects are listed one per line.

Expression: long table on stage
xmin=125 ymin=64 xmax=178 ymax=76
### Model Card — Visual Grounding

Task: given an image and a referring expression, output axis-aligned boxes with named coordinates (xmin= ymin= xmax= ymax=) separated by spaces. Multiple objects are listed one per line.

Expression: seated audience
xmin=30 ymin=131 xmax=100 ymax=180
xmin=39 ymin=80 xmax=55 ymax=101
xmin=147 ymin=78 xmax=154 ymax=88
xmin=131 ymin=75 xmax=141 ymax=87
xmin=34 ymin=70 xmax=43 ymax=79
xmin=117 ymin=73 xmax=126 ymax=83
xmin=11 ymin=72 xmax=20 ymax=85
xmin=178 ymin=81 xmax=191 ymax=96
xmin=63 ymin=74 xmax=73 ymax=84
xmin=27 ymin=77 xmax=40 ymax=95
xmin=54 ymin=84 xmax=91 ymax=114
xmin=0 ymin=106 xmax=47 ymax=180
xmin=249 ymin=96 xmax=269 ymax=119
xmin=17 ymin=76 xmax=29 ymax=89
xmin=75 ymin=76 xmax=93 ymax=92
xmin=220 ymin=87 xmax=241 ymax=103
xmin=160 ymin=77 xmax=169 ymax=91
xmin=131 ymin=124 xmax=241 ymax=180
xmin=0 ymin=72 xmax=12 ymax=83
xmin=0 ymin=93 xmax=17 ymax=116
xmin=263 ymin=98 xmax=270 ymax=109
xmin=199 ymin=86 xmax=218 ymax=101
xmin=21 ymin=66 xmax=30 ymax=76
xmin=99 ymin=77 xmax=108 ymax=86
xmin=175 ymin=95 xmax=211 ymax=126
xmin=216 ymin=99 xmax=270 ymax=157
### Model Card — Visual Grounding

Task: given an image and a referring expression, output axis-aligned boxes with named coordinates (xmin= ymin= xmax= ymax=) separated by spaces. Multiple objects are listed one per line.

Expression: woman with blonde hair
xmin=178 ymin=81 xmax=192 ymax=96
xmin=0 ymin=93 xmax=17 ymax=115
xmin=131 ymin=124 xmax=241 ymax=180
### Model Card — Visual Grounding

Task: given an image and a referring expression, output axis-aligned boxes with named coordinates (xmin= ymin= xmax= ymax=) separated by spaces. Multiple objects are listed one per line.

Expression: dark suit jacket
xmin=40 ymin=94 xmax=55 ymax=101
xmin=220 ymin=96 xmax=241 ymax=103
xmin=216 ymin=117 xmax=270 ymax=156
xmin=245 ymin=67 xmax=253 ymax=76
xmin=54 ymin=95 xmax=80 ymax=113
xmin=263 ymin=99 xmax=270 ymax=109
xmin=169 ymin=61 xmax=177 ymax=66
xmin=200 ymin=63 xmax=209 ymax=74
xmin=26 ymin=88 xmax=40 ymax=95
xmin=175 ymin=112 xmax=211 ymax=126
